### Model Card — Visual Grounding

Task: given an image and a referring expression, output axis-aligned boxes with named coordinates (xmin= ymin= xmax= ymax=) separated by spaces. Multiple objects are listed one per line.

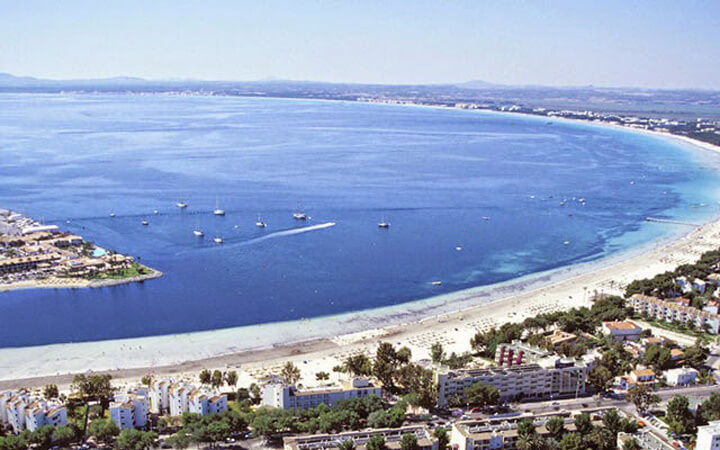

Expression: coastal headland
xmin=0 ymin=208 xmax=161 ymax=293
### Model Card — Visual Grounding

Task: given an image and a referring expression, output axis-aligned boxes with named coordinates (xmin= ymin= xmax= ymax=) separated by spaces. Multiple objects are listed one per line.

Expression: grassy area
xmin=636 ymin=315 xmax=715 ymax=342
xmin=92 ymin=262 xmax=153 ymax=280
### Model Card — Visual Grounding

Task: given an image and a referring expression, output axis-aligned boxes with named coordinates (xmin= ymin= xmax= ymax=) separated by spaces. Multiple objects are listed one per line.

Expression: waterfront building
xmin=262 ymin=378 xmax=382 ymax=411
xmin=630 ymin=294 xmax=720 ymax=334
xmin=25 ymin=404 xmax=67 ymax=432
xmin=284 ymin=425 xmax=437 ymax=450
xmin=148 ymin=379 xmax=227 ymax=417
xmin=110 ymin=389 xmax=150 ymax=430
xmin=188 ymin=392 xmax=228 ymax=415
xmin=601 ymin=321 xmax=643 ymax=342
xmin=435 ymin=357 xmax=589 ymax=407
xmin=696 ymin=420 xmax=720 ymax=450
xmin=149 ymin=379 xmax=172 ymax=414
xmin=0 ymin=254 xmax=60 ymax=275
xmin=0 ymin=391 xmax=66 ymax=433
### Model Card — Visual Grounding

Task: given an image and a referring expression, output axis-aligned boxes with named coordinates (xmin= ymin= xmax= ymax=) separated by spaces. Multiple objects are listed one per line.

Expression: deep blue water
xmin=1 ymin=94 xmax=719 ymax=347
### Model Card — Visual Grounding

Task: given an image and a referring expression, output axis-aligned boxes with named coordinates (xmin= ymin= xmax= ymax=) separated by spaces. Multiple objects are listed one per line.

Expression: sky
xmin=1 ymin=0 xmax=719 ymax=89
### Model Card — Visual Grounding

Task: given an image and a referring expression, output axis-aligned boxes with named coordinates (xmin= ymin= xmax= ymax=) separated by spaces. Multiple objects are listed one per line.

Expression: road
xmin=469 ymin=384 xmax=719 ymax=418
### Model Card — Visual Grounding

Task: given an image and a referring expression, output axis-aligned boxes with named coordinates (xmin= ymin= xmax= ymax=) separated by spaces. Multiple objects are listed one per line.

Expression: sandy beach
xmin=1 ymin=109 xmax=719 ymax=391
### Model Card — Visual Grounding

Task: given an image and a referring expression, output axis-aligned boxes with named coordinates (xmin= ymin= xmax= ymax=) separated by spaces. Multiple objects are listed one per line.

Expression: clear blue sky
xmin=2 ymin=0 xmax=719 ymax=89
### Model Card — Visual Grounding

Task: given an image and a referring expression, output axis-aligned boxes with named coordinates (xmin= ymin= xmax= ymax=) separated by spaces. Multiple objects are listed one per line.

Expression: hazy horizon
xmin=1 ymin=1 xmax=719 ymax=90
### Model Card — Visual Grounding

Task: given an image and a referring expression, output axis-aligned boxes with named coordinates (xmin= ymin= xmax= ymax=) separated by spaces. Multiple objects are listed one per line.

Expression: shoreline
xmin=0 ymin=268 xmax=163 ymax=293
xmin=1 ymin=98 xmax=720 ymax=386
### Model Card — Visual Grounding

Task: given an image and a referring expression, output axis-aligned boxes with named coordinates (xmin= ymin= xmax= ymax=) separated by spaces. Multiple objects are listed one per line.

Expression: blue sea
xmin=1 ymin=94 xmax=719 ymax=348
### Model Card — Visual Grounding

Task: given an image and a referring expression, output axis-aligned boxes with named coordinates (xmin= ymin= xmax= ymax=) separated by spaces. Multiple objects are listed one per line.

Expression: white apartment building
xmin=188 ymin=392 xmax=228 ymax=415
xmin=25 ymin=404 xmax=67 ymax=432
xmin=149 ymin=379 xmax=172 ymax=414
xmin=110 ymin=390 xmax=150 ymax=430
xmin=630 ymin=294 xmax=720 ymax=334
xmin=0 ymin=391 xmax=67 ymax=433
xmin=697 ymin=420 xmax=720 ymax=450
xmin=149 ymin=379 xmax=227 ymax=417
xmin=0 ymin=391 xmax=12 ymax=428
xmin=435 ymin=357 xmax=589 ymax=407
xmin=262 ymin=378 xmax=383 ymax=411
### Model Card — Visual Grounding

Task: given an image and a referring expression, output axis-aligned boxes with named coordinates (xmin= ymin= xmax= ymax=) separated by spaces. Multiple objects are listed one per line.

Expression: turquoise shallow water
xmin=0 ymin=94 xmax=719 ymax=348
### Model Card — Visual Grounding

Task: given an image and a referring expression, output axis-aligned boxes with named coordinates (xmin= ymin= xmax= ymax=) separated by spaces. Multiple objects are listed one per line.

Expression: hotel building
xmin=435 ymin=356 xmax=589 ymax=407
xmin=262 ymin=378 xmax=382 ymax=411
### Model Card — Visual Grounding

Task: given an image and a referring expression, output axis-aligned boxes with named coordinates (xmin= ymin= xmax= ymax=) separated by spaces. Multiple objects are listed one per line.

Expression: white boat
xmin=255 ymin=215 xmax=267 ymax=228
xmin=214 ymin=237 xmax=224 ymax=244
xmin=213 ymin=199 xmax=225 ymax=216
xmin=378 ymin=216 xmax=390 ymax=228
xmin=176 ymin=202 xmax=188 ymax=209
xmin=431 ymin=281 xmax=442 ymax=286
xmin=142 ymin=220 xmax=149 ymax=226
xmin=110 ymin=213 xmax=116 ymax=217
xmin=293 ymin=212 xmax=307 ymax=220
xmin=481 ymin=216 xmax=491 ymax=221
xmin=153 ymin=210 xmax=159 ymax=215
xmin=193 ymin=230 xmax=204 ymax=237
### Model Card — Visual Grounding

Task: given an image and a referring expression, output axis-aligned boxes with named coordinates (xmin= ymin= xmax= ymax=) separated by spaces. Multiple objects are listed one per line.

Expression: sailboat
xmin=213 ymin=198 xmax=225 ymax=216
xmin=255 ymin=215 xmax=267 ymax=228
xmin=378 ymin=215 xmax=390 ymax=228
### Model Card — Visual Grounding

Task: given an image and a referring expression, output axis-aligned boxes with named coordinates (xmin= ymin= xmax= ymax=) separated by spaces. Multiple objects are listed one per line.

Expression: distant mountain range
xmin=1 ymin=72 xmax=716 ymax=93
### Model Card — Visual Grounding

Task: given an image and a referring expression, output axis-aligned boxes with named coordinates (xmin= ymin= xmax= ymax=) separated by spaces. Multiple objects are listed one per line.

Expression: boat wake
xmin=186 ymin=222 xmax=337 ymax=252
xmin=243 ymin=222 xmax=336 ymax=245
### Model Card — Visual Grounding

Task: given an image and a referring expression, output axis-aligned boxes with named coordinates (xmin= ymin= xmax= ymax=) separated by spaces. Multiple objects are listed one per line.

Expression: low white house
xmin=693 ymin=278 xmax=707 ymax=294
xmin=601 ymin=321 xmax=643 ymax=342
xmin=676 ymin=276 xmax=691 ymax=293
xmin=663 ymin=368 xmax=699 ymax=386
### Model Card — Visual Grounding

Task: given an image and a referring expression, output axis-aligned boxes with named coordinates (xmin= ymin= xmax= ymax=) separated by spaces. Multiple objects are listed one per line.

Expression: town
xmin=0 ymin=209 xmax=160 ymax=291
xmin=3 ymin=247 xmax=720 ymax=449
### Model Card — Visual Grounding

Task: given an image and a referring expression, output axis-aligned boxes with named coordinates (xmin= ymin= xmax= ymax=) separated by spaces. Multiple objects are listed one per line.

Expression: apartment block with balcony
xmin=630 ymin=294 xmax=720 ymax=334
xmin=435 ymin=356 xmax=589 ymax=407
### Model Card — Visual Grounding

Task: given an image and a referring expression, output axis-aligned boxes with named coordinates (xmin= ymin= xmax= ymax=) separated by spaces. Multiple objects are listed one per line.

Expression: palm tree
xmin=337 ymin=439 xmax=356 ymax=450
xmin=281 ymin=361 xmax=301 ymax=385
